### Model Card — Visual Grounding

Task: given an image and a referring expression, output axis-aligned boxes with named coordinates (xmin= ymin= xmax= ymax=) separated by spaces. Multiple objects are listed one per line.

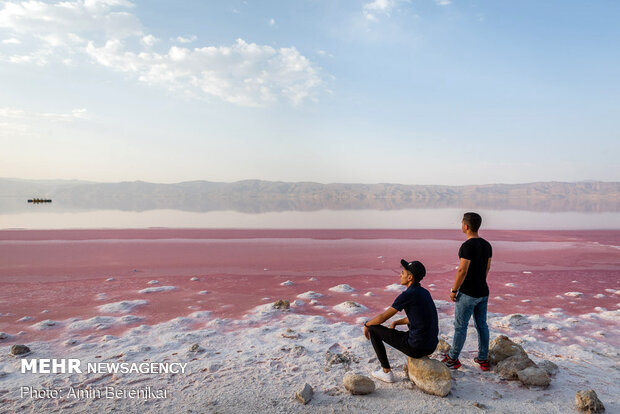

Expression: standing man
xmin=443 ymin=212 xmax=492 ymax=371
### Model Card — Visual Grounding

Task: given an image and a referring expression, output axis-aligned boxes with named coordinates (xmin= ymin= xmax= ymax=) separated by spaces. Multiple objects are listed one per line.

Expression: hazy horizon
xmin=1 ymin=176 xmax=618 ymax=187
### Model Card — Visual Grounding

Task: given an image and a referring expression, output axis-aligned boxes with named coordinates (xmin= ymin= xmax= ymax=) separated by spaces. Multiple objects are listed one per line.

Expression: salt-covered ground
xmin=0 ymin=229 xmax=619 ymax=413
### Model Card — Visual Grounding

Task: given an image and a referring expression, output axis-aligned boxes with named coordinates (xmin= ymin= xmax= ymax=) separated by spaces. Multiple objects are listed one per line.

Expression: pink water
xmin=1 ymin=229 xmax=618 ymax=344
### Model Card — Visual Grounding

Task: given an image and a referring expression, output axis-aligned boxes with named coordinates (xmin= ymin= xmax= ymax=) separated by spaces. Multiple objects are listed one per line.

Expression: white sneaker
xmin=371 ymin=368 xmax=395 ymax=383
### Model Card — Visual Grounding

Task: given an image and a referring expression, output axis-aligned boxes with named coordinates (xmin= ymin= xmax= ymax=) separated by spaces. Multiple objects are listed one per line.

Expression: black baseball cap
xmin=400 ymin=259 xmax=426 ymax=280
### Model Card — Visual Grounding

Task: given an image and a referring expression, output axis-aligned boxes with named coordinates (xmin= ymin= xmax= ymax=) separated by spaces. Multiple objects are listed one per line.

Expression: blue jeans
xmin=448 ymin=293 xmax=489 ymax=360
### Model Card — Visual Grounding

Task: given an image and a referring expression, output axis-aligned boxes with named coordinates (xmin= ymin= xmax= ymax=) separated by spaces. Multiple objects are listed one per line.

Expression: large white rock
xmin=407 ymin=356 xmax=451 ymax=397
xmin=517 ymin=366 xmax=551 ymax=388
xmin=343 ymin=373 xmax=375 ymax=395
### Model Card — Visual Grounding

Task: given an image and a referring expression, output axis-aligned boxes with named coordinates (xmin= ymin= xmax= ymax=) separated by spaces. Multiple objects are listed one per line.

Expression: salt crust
xmin=329 ymin=284 xmax=356 ymax=293
xmin=97 ymin=300 xmax=149 ymax=314
xmin=7 ymin=305 xmax=619 ymax=413
xmin=333 ymin=301 xmax=368 ymax=315
xmin=297 ymin=291 xmax=323 ymax=299
xmin=138 ymin=286 xmax=177 ymax=294
xmin=385 ymin=283 xmax=406 ymax=292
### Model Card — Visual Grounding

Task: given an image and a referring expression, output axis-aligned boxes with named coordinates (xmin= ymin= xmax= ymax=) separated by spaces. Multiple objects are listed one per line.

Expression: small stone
xmin=290 ymin=345 xmax=306 ymax=356
xmin=295 ymin=383 xmax=314 ymax=404
xmin=576 ymin=390 xmax=605 ymax=413
xmin=190 ymin=277 xmax=199 ymax=281
xmin=273 ymin=300 xmax=290 ymax=310
xmin=281 ymin=328 xmax=299 ymax=339
xmin=343 ymin=373 xmax=375 ymax=395
xmin=491 ymin=391 xmax=503 ymax=400
xmin=489 ymin=335 xmax=529 ymax=365
xmin=0 ymin=332 xmax=10 ymax=340
xmin=436 ymin=338 xmax=451 ymax=354
xmin=517 ymin=366 xmax=551 ymax=388
xmin=342 ymin=300 xmax=360 ymax=307
xmin=10 ymin=344 xmax=31 ymax=356
xmin=189 ymin=343 xmax=202 ymax=352
xmin=496 ymin=355 xmax=536 ymax=380
xmin=472 ymin=402 xmax=486 ymax=409
xmin=407 ymin=356 xmax=451 ymax=397
xmin=537 ymin=360 xmax=559 ymax=376
xmin=325 ymin=351 xmax=353 ymax=368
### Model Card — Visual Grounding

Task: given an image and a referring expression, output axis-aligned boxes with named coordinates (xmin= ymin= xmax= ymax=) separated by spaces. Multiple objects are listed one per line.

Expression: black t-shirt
xmin=458 ymin=237 xmax=492 ymax=298
xmin=391 ymin=283 xmax=439 ymax=350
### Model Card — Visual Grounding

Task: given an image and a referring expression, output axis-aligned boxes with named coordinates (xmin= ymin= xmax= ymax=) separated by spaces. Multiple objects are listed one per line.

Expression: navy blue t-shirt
xmin=391 ymin=283 xmax=439 ymax=350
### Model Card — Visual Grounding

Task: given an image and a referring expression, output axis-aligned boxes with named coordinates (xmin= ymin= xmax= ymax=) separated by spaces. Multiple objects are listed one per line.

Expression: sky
xmin=0 ymin=0 xmax=619 ymax=186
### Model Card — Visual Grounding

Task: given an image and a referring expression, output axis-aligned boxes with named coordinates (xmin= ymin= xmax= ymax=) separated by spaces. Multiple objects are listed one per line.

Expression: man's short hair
xmin=463 ymin=212 xmax=482 ymax=232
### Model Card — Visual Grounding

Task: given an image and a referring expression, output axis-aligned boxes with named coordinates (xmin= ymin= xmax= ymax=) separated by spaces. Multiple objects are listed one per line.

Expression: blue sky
xmin=0 ymin=0 xmax=618 ymax=185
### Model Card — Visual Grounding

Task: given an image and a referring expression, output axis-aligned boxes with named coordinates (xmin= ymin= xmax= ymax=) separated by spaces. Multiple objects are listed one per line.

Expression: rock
xmin=537 ymin=360 xmax=559 ymax=376
xmin=295 ymin=383 xmax=314 ymax=404
xmin=189 ymin=343 xmax=203 ymax=352
xmin=325 ymin=351 xmax=354 ymax=368
xmin=10 ymin=344 xmax=31 ymax=356
xmin=290 ymin=345 xmax=306 ymax=356
xmin=489 ymin=335 xmax=528 ymax=365
xmin=436 ymin=338 xmax=451 ymax=354
xmin=575 ymin=390 xmax=605 ymax=413
xmin=0 ymin=332 xmax=10 ymax=340
xmin=343 ymin=373 xmax=375 ymax=395
xmin=496 ymin=355 xmax=536 ymax=380
xmin=517 ymin=366 xmax=551 ymax=388
xmin=407 ymin=356 xmax=451 ymax=397
xmin=472 ymin=402 xmax=486 ymax=409
xmin=281 ymin=328 xmax=299 ymax=339
xmin=273 ymin=300 xmax=290 ymax=310
xmin=204 ymin=362 xmax=221 ymax=373
xmin=491 ymin=391 xmax=503 ymax=400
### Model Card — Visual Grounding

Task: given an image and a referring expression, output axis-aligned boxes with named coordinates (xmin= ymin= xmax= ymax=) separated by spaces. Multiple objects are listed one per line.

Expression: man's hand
xmin=363 ymin=325 xmax=370 ymax=340
xmin=450 ymin=290 xmax=458 ymax=302
xmin=389 ymin=322 xmax=397 ymax=329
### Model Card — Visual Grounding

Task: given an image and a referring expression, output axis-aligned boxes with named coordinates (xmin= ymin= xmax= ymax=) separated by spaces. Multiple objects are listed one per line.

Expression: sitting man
xmin=363 ymin=259 xmax=439 ymax=382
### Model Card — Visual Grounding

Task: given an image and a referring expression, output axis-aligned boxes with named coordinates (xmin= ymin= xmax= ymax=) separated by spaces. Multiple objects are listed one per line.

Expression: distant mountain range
xmin=1 ymin=178 xmax=618 ymax=213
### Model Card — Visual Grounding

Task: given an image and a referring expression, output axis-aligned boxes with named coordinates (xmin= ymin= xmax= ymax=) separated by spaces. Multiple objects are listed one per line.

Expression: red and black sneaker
xmin=474 ymin=357 xmax=490 ymax=371
xmin=441 ymin=354 xmax=461 ymax=370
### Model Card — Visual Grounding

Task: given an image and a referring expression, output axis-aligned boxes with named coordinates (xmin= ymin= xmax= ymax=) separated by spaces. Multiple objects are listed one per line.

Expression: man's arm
xmin=389 ymin=317 xmax=409 ymax=329
xmin=486 ymin=257 xmax=492 ymax=275
xmin=450 ymin=258 xmax=470 ymax=302
xmin=363 ymin=307 xmax=398 ymax=339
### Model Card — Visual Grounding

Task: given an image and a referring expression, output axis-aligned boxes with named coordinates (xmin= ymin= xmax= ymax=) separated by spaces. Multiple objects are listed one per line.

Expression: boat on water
xmin=27 ymin=198 xmax=52 ymax=203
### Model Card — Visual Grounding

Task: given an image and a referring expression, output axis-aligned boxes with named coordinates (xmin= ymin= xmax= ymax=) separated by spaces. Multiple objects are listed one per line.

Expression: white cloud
xmin=140 ymin=34 xmax=158 ymax=47
xmin=0 ymin=0 xmax=325 ymax=107
xmin=0 ymin=0 xmax=142 ymax=41
xmin=85 ymin=39 xmax=323 ymax=107
xmin=0 ymin=107 xmax=88 ymax=121
xmin=363 ymin=0 xmax=402 ymax=21
xmin=0 ymin=107 xmax=88 ymax=138
xmin=2 ymin=37 xmax=20 ymax=44
xmin=435 ymin=0 xmax=452 ymax=5
xmin=173 ymin=35 xmax=197 ymax=44
xmin=269 ymin=18 xmax=275 ymax=26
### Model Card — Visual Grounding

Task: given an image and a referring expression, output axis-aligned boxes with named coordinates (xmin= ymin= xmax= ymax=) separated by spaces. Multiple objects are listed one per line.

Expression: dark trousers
xmin=368 ymin=325 xmax=435 ymax=369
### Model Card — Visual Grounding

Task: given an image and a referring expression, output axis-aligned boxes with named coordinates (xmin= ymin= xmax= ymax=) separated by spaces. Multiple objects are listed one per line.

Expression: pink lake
xmin=1 ymin=229 xmax=618 ymax=345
